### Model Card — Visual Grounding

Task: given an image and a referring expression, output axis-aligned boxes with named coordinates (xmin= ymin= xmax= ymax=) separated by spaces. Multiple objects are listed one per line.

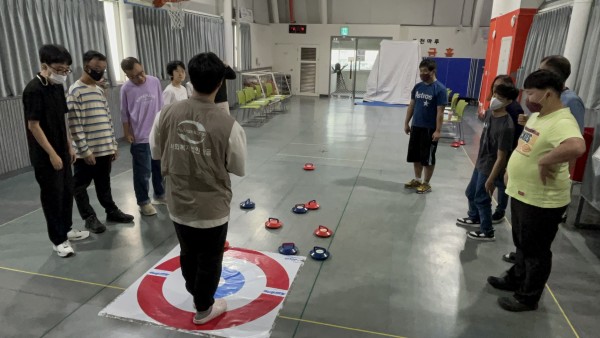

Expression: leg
xmin=34 ymin=165 xmax=68 ymax=246
xmin=73 ymin=158 xmax=96 ymax=219
xmin=193 ymin=223 xmax=228 ymax=310
xmin=413 ymin=163 xmax=423 ymax=180
xmin=151 ymin=158 xmax=165 ymax=199
xmin=423 ymin=165 xmax=435 ymax=183
xmin=465 ymin=168 xmax=480 ymax=220
xmin=421 ymin=128 xmax=438 ymax=183
xmin=472 ymin=171 xmax=493 ymax=235
xmin=130 ymin=144 xmax=151 ymax=205
xmin=92 ymin=155 xmax=118 ymax=214
xmin=173 ymin=221 xmax=200 ymax=296
xmin=506 ymin=198 xmax=526 ymax=285
xmin=495 ymin=179 xmax=509 ymax=214
xmin=61 ymin=164 xmax=74 ymax=233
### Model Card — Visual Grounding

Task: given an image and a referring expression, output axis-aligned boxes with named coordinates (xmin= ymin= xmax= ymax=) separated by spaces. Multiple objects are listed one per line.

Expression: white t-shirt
xmin=162 ymin=83 xmax=188 ymax=106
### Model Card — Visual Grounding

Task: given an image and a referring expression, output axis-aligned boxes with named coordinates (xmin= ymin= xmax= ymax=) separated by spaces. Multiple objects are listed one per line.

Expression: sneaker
xmin=106 ymin=209 xmax=134 ymax=223
xmin=456 ymin=217 xmax=481 ymax=227
xmin=193 ymin=299 xmax=227 ymax=325
xmin=416 ymin=182 xmax=432 ymax=194
xmin=498 ymin=296 xmax=538 ymax=312
xmin=140 ymin=203 xmax=157 ymax=216
xmin=502 ymin=252 xmax=516 ymax=263
xmin=52 ymin=240 xmax=75 ymax=258
xmin=492 ymin=211 xmax=505 ymax=224
xmin=84 ymin=215 xmax=106 ymax=234
xmin=487 ymin=276 xmax=519 ymax=292
xmin=67 ymin=229 xmax=90 ymax=241
xmin=152 ymin=196 xmax=167 ymax=205
xmin=404 ymin=179 xmax=421 ymax=189
xmin=466 ymin=230 xmax=495 ymax=241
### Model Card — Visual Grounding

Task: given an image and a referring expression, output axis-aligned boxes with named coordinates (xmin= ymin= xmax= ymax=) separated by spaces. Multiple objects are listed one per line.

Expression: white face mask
xmin=49 ymin=72 xmax=67 ymax=84
xmin=489 ymin=97 xmax=506 ymax=111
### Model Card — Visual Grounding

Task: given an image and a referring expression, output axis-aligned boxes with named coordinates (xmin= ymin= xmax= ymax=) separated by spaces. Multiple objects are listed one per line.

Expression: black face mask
xmin=420 ymin=74 xmax=431 ymax=82
xmin=86 ymin=68 xmax=105 ymax=81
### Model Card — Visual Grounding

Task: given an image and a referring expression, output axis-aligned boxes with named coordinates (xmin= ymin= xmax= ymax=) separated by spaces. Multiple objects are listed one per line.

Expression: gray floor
xmin=1 ymin=97 xmax=600 ymax=338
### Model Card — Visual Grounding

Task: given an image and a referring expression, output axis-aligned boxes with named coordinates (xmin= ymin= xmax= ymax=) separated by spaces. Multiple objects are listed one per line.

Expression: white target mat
xmin=99 ymin=246 xmax=305 ymax=337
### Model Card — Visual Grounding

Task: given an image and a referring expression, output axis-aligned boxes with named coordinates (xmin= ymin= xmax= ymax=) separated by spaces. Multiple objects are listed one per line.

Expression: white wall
xmin=403 ymin=26 xmax=488 ymax=59
xmin=491 ymin=0 xmax=544 ymax=18
xmin=250 ymin=23 xmax=273 ymax=68
xmin=185 ymin=0 xmax=219 ymax=15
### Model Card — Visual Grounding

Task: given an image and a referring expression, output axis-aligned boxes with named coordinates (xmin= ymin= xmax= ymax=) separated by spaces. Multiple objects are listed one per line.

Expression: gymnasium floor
xmin=1 ymin=97 xmax=599 ymax=338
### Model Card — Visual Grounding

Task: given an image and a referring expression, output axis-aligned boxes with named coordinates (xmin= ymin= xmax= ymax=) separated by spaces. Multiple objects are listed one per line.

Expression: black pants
xmin=506 ymin=198 xmax=567 ymax=306
xmin=73 ymin=155 xmax=118 ymax=220
xmin=173 ymin=221 xmax=228 ymax=311
xmin=33 ymin=163 xmax=73 ymax=246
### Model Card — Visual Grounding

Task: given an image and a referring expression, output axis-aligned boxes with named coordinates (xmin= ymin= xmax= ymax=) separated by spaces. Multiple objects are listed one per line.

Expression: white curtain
xmin=363 ymin=40 xmax=420 ymax=105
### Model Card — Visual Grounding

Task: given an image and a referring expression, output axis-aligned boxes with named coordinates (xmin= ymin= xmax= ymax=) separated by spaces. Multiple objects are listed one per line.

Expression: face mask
xmin=420 ymin=74 xmax=431 ymax=82
xmin=525 ymin=91 xmax=548 ymax=113
xmin=489 ymin=97 xmax=506 ymax=111
xmin=49 ymin=72 xmax=67 ymax=84
xmin=86 ymin=68 xmax=105 ymax=81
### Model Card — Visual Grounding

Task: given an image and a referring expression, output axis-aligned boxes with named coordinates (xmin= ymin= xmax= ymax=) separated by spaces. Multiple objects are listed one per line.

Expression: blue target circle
xmin=215 ymin=267 xmax=245 ymax=298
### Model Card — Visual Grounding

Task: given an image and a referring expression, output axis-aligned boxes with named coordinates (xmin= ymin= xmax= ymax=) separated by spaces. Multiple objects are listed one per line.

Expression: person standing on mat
xmin=483 ymin=75 xmax=524 ymax=225
xmin=67 ymin=50 xmax=134 ymax=234
xmin=23 ymin=44 xmax=90 ymax=258
xmin=163 ymin=60 xmax=188 ymax=105
xmin=150 ymin=52 xmax=246 ymax=325
xmin=456 ymin=84 xmax=517 ymax=241
xmin=120 ymin=57 xmax=165 ymax=216
xmin=404 ymin=59 xmax=447 ymax=194
xmin=487 ymin=70 xmax=585 ymax=312
xmin=502 ymin=55 xmax=586 ymax=264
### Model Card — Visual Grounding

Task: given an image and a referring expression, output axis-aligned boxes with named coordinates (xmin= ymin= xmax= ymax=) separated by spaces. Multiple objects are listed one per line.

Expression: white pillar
xmin=471 ymin=0 xmax=485 ymax=44
xmin=118 ymin=0 xmax=137 ymax=59
xmin=320 ymin=0 xmax=327 ymax=24
xmin=563 ymin=0 xmax=593 ymax=88
xmin=270 ymin=0 xmax=279 ymax=23
xmin=235 ymin=0 xmax=242 ymax=69
xmin=223 ymin=0 xmax=234 ymax=65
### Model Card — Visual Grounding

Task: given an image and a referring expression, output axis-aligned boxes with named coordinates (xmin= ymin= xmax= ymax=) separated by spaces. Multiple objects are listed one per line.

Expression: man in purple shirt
xmin=120 ymin=57 xmax=165 ymax=216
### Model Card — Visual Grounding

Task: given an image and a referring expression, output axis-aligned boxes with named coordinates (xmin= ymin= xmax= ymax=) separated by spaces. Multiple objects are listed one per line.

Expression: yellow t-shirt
xmin=506 ymin=108 xmax=583 ymax=208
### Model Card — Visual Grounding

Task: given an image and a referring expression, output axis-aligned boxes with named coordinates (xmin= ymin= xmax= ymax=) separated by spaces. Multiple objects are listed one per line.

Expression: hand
xmin=84 ymin=153 xmax=96 ymax=165
xmin=126 ymin=134 xmax=134 ymax=143
xmin=432 ymin=131 xmax=441 ymax=142
xmin=69 ymin=147 xmax=76 ymax=165
xmin=404 ymin=124 xmax=411 ymax=135
xmin=518 ymin=114 xmax=528 ymax=126
xmin=485 ymin=178 xmax=495 ymax=196
xmin=112 ymin=150 xmax=119 ymax=162
xmin=538 ymin=163 xmax=556 ymax=185
xmin=50 ymin=153 xmax=64 ymax=171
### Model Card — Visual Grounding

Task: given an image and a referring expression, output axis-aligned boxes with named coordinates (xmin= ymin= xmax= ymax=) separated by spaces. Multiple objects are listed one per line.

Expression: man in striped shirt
xmin=67 ymin=50 xmax=134 ymax=233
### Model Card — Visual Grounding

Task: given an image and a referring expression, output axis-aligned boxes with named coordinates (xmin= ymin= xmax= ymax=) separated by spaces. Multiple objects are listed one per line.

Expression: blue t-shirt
xmin=561 ymin=89 xmax=585 ymax=133
xmin=410 ymin=81 xmax=448 ymax=129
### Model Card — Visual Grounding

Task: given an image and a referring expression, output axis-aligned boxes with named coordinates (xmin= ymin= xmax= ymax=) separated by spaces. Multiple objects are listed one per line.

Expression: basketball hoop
xmin=153 ymin=0 xmax=188 ymax=29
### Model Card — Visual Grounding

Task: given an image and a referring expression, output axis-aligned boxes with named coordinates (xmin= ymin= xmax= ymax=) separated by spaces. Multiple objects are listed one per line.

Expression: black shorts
xmin=407 ymin=126 xmax=438 ymax=166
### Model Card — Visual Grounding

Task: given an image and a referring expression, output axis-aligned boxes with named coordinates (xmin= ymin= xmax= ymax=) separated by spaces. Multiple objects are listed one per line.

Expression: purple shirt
xmin=120 ymin=75 xmax=163 ymax=143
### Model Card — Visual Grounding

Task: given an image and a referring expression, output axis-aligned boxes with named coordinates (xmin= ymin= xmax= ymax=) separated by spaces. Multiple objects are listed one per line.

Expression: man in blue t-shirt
xmin=404 ymin=59 xmax=448 ymax=194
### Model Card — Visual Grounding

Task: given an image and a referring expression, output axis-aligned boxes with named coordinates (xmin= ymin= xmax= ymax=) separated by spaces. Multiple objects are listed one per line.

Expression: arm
xmin=226 ymin=122 xmax=247 ymax=176
xmin=28 ymin=121 xmax=64 ymax=170
xmin=538 ymin=137 xmax=586 ymax=185
xmin=485 ymin=149 xmax=508 ymax=195
xmin=404 ymin=99 xmax=415 ymax=134
xmin=433 ymin=105 xmax=444 ymax=141
xmin=120 ymin=88 xmax=134 ymax=143
xmin=67 ymin=92 xmax=94 ymax=163
xmin=149 ymin=111 xmax=162 ymax=161
xmin=224 ymin=66 xmax=236 ymax=80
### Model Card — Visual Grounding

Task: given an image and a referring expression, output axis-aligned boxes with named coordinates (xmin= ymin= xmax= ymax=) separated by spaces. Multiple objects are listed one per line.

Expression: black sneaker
xmin=466 ymin=230 xmax=495 ymax=241
xmin=456 ymin=217 xmax=480 ymax=227
xmin=498 ymin=297 xmax=538 ymax=312
xmin=106 ymin=209 xmax=134 ymax=223
xmin=492 ymin=211 xmax=505 ymax=224
xmin=487 ymin=276 xmax=519 ymax=291
xmin=502 ymin=252 xmax=516 ymax=263
xmin=85 ymin=215 xmax=106 ymax=234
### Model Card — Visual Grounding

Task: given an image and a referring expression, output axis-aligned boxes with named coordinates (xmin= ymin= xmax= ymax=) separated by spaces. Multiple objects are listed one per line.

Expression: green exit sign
xmin=341 ymin=26 xmax=349 ymax=36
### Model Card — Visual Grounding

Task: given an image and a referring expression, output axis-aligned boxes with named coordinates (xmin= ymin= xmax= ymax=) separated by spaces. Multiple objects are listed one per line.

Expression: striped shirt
xmin=67 ymin=80 xmax=117 ymax=158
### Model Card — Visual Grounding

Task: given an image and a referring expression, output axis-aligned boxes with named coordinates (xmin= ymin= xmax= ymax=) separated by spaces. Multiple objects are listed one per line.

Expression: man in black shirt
xmin=23 ymin=44 xmax=90 ymax=258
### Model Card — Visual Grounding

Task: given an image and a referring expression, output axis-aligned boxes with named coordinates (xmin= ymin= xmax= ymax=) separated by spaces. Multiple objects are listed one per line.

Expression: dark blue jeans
xmin=496 ymin=183 xmax=509 ymax=214
xmin=130 ymin=143 xmax=164 ymax=205
xmin=465 ymin=168 xmax=503 ymax=235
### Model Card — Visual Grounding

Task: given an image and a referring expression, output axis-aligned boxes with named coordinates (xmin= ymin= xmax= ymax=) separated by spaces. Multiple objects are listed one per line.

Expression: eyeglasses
xmin=49 ymin=65 xmax=72 ymax=75
xmin=126 ymin=70 xmax=145 ymax=80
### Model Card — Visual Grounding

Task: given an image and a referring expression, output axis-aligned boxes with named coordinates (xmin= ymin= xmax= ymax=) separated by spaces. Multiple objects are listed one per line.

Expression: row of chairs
xmin=443 ymin=91 xmax=467 ymax=148
xmin=235 ymin=83 xmax=291 ymax=126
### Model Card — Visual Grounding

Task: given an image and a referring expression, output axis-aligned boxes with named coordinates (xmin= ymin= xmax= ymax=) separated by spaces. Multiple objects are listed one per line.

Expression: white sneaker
xmin=193 ymin=299 xmax=227 ymax=325
xmin=67 ymin=229 xmax=90 ymax=241
xmin=53 ymin=240 xmax=75 ymax=258
xmin=140 ymin=203 xmax=157 ymax=216
xmin=152 ymin=196 xmax=167 ymax=205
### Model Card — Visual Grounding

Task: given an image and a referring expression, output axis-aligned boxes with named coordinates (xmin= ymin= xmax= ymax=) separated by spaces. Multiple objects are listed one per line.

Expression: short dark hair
xmin=83 ymin=50 xmax=107 ymax=64
xmin=419 ymin=59 xmax=436 ymax=71
xmin=523 ymin=69 xmax=564 ymax=94
xmin=188 ymin=52 xmax=225 ymax=94
xmin=494 ymin=83 xmax=519 ymax=101
xmin=488 ymin=74 xmax=514 ymax=100
xmin=39 ymin=44 xmax=72 ymax=65
xmin=166 ymin=60 xmax=185 ymax=79
xmin=121 ymin=57 xmax=141 ymax=72
xmin=541 ymin=55 xmax=571 ymax=81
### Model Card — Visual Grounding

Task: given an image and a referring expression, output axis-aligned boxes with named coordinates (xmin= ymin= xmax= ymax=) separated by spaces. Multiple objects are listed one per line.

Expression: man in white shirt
xmin=163 ymin=60 xmax=188 ymax=105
